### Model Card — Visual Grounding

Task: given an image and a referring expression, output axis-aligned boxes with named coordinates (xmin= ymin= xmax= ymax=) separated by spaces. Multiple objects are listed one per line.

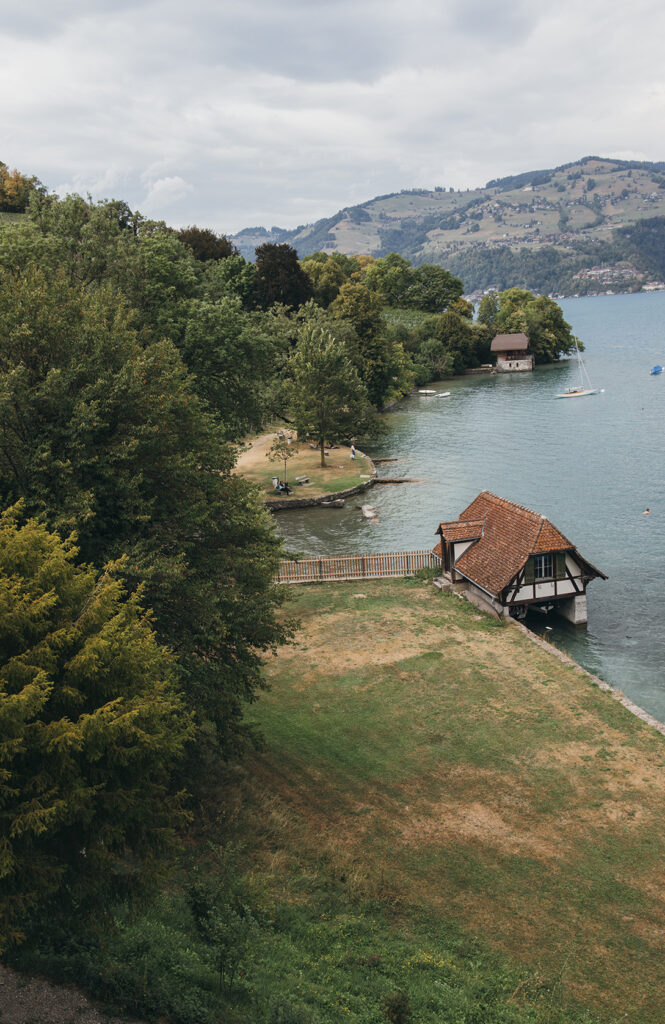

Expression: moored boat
xmin=555 ymin=339 xmax=603 ymax=398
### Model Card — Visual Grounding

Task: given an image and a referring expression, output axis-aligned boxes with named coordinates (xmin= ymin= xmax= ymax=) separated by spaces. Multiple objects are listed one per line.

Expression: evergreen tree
xmin=0 ymin=509 xmax=192 ymax=949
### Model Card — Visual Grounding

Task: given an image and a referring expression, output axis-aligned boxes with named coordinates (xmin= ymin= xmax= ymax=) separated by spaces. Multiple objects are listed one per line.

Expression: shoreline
xmin=267 ymin=451 xmax=377 ymax=511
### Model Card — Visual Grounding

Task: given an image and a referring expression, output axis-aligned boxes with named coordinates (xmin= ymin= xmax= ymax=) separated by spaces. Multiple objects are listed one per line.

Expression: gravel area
xmin=0 ymin=965 xmax=146 ymax=1024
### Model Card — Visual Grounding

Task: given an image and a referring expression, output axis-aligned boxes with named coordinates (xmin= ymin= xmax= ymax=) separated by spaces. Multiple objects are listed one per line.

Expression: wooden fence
xmin=276 ymin=550 xmax=441 ymax=585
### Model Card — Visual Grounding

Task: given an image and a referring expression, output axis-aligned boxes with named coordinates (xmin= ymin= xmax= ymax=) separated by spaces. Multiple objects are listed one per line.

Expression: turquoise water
xmin=275 ymin=292 xmax=665 ymax=719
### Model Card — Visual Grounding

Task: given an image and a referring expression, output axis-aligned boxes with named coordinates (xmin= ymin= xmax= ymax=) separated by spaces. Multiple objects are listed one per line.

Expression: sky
xmin=3 ymin=0 xmax=665 ymax=235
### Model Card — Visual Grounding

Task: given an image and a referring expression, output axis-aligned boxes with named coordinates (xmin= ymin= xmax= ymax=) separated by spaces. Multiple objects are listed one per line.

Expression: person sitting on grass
xmin=277 ymin=479 xmax=292 ymax=495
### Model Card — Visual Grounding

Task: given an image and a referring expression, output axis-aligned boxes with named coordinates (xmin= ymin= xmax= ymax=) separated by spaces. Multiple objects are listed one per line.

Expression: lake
xmin=275 ymin=291 xmax=665 ymax=721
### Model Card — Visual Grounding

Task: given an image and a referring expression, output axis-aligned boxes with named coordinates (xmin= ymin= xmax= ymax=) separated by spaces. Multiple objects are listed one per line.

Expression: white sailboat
xmin=555 ymin=340 xmax=603 ymax=398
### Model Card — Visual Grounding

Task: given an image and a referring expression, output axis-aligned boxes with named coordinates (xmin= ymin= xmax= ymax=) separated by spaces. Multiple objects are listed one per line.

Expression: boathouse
xmin=491 ymin=332 xmax=534 ymax=372
xmin=434 ymin=492 xmax=606 ymax=624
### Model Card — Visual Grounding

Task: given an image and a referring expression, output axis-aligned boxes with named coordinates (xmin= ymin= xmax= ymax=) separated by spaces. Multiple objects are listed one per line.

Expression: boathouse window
xmin=533 ymin=554 xmax=553 ymax=579
xmin=525 ymin=553 xmax=567 ymax=584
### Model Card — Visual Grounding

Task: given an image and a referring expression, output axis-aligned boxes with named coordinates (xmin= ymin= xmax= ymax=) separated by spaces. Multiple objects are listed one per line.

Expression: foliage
xmin=178 ymin=225 xmax=237 ymax=261
xmin=201 ymin=251 xmax=259 ymax=308
xmin=363 ymin=252 xmax=463 ymax=312
xmin=616 ymin=216 xmax=665 ymax=279
xmin=330 ymin=280 xmax=385 ymax=340
xmin=255 ymin=243 xmax=314 ymax=310
xmin=0 ymin=509 xmax=192 ymax=950
xmin=301 ymin=251 xmax=359 ymax=307
xmin=0 ymin=162 xmax=42 ymax=213
xmin=383 ymin=990 xmax=413 ymax=1024
xmin=406 ymin=309 xmax=490 ymax=379
xmin=181 ymin=295 xmax=283 ymax=438
xmin=287 ymin=324 xmax=374 ymax=466
xmin=265 ymin=435 xmax=300 ymax=485
xmin=0 ymin=261 xmax=289 ymax=760
xmin=492 ymin=288 xmax=580 ymax=362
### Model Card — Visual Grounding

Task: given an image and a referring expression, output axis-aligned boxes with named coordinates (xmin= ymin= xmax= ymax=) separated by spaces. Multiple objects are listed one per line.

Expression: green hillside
xmin=232 ymin=156 xmax=665 ymax=296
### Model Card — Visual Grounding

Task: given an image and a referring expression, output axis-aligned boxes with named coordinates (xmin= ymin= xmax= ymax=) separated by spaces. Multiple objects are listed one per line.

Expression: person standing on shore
xmin=350 ymin=444 xmax=356 ymax=460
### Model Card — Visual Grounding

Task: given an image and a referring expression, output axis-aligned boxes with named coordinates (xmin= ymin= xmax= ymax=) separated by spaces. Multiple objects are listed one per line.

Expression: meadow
xmin=14 ymin=576 xmax=665 ymax=1024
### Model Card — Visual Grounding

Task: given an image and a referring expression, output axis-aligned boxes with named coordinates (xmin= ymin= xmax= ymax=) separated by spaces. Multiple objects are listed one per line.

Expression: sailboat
xmin=555 ymin=340 xmax=603 ymax=398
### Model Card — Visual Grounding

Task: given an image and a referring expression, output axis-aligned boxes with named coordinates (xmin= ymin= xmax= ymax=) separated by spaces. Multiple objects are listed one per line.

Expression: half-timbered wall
xmin=508 ymin=552 xmax=585 ymax=604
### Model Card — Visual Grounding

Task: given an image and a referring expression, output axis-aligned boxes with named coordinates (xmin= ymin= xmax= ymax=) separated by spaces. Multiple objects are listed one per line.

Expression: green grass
xmin=14 ymin=577 xmax=665 ymax=1024
xmin=245 ymin=580 xmax=665 ymax=1022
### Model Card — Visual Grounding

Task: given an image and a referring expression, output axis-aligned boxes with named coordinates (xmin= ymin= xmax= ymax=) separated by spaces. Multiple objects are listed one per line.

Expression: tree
xmin=265 ymin=434 xmax=299 ymax=485
xmin=406 ymin=264 xmax=463 ymax=313
xmin=181 ymin=296 xmax=282 ymax=439
xmin=330 ymin=280 xmax=384 ymax=340
xmin=363 ymin=253 xmax=414 ymax=306
xmin=0 ymin=263 xmax=289 ymax=760
xmin=300 ymin=251 xmax=357 ymax=307
xmin=0 ymin=163 xmax=42 ymax=213
xmin=477 ymin=291 xmax=499 ymax=332
xmin=287 ymin=325 xmax=373 ymax=467
xmin=493 ymin=288 xmax=580 ymax=362
xmin=178 ymin=226 xmax=236 ymax=261
xmin=254 ymin=243 xmax=313 ymax=310
xmin=0 ymin=508 xmax=192 ymax=949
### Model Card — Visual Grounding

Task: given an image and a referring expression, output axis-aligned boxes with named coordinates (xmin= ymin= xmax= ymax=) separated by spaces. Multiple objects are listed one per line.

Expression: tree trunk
xmin=320 ymin=437 xmax=325 ymax=468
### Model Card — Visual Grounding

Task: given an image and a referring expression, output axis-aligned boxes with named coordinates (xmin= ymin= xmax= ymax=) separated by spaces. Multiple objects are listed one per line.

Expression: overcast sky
xmin=3 ymin=0 xmax=665 ymax=234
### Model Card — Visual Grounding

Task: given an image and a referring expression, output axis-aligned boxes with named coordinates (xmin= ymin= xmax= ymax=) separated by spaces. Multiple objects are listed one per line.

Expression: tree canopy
xmin=491 ymin=287 xmax=580 ymax=362
xmin=287 ymin=325 xmax=374 ymax=466
xmin=0 ymin=509 xmax=192 ymax=949
xmin=0 ymin=235 xmax=289 ymax=762
xmin=254 ymin=243 xmax=313 ymax=310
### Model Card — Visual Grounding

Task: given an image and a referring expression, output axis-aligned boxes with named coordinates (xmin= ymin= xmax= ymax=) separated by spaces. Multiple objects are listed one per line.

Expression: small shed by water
xmin=434 ymin=491 xmax=606 ymax=624
xmin=491 ymin=332 xmax=534 ymax=372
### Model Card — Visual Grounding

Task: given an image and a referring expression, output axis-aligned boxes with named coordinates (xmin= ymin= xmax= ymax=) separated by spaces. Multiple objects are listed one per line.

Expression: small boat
xmin=418 ymin=389 xmax=437 ymax=395
xmin=555 ymin=339 xmax=603 ymax=398
xmin=435 ymin=391 xmax=451 ymax=398
xmin=651 ymin=365 xmax=663 ymax=375
xmin=320 ymin=498 xmax=345 ymax=508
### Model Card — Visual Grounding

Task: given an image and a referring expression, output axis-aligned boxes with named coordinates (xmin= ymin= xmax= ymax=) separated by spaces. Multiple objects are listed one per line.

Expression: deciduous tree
xmin=287 ymin=325 xmax=373 ymax=467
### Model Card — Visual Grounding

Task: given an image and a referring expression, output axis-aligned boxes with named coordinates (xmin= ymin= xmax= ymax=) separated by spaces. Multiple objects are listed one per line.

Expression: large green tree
xmin=0 ymin=509 xmax=192 ymax=949
xmin=287 ymin=325 xmax=373 ymax=467
xmin=254 ymin=243 xmax=313 ymax=310
xmin=330 ymin=283 xmax=413 ymax=407
xmin=300 ymin=251 xmax=358 ymax=307
xmin=0 ymin=263 xmax=288 ymax=758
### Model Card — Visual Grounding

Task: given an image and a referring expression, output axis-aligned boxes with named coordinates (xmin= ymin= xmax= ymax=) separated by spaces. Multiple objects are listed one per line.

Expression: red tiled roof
xmin=436 ymin=518 xmax=485 ymax=543
xmin=491 ymin=332 xmax=530 ymax=352
xmin=440 ymin=492 xmax=575 ymax=596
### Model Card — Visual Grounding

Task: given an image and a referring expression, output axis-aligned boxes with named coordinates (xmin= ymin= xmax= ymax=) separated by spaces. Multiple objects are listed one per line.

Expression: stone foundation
xmin=496 ymin=355 xmax=534 ymax=372
xmin=558 ymin=594 xmax=588 ymax=625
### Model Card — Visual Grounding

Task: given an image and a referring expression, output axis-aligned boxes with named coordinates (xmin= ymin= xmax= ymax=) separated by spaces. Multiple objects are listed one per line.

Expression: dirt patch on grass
xmin=399 ymin=799 xmax=562 ymax=861
xmin=0 ymin=965 xmax=145 ymax=1024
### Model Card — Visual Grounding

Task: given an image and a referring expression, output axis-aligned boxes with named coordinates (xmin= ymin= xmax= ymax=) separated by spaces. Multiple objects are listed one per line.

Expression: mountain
xmin=232 ymin=156 xmax=665 ymax=296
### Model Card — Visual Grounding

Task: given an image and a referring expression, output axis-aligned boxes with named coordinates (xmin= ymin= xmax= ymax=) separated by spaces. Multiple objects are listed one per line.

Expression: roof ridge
xmin=479 ymin=491 xmax=544 ymax=523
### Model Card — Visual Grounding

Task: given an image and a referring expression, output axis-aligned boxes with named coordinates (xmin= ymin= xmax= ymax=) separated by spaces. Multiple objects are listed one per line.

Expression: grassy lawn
xmin=236 ymin=430 xmax=373 ymax=500
xmin=239 ymin=578 xmax=665 ymax=1023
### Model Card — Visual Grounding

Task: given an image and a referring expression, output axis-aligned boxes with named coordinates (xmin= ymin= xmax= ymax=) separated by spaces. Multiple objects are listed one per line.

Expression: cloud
xmin=141 ymin=176 xmax=194 ymax=216
xmin=2 ymin=0 xmax=665 ymax=233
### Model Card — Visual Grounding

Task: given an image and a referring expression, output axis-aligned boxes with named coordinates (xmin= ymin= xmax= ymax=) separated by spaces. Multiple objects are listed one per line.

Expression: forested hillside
xmin=232 ymin=156 xmax=665 ymax=296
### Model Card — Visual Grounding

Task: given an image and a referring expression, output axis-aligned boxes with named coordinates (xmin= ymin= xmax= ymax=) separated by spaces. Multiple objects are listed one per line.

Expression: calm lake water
xmin=275 ymin=292 xmax=665 ymax=720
